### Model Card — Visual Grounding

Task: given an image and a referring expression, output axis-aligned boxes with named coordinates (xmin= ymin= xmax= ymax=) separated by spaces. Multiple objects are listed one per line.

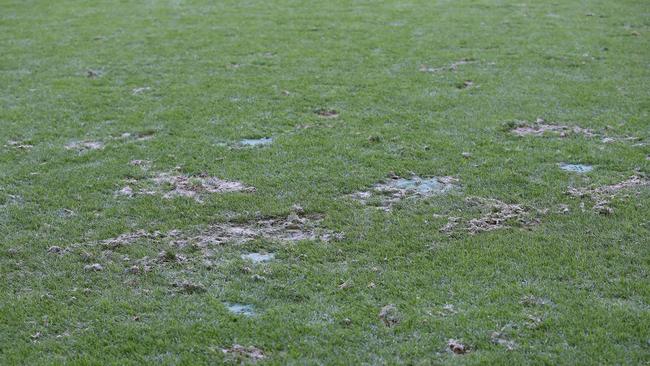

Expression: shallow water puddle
xmin=352 ymin=175 xmax=458 ymax=210
xmin=239 ymin=137 xmax=273 ymax=146
xmin=225 ymin=303 xmax=255 ymax=316
xmin=560 ymin=163 xmax=593 ymax=173
xmin=241 ymin=252 xmax=274 ymax=263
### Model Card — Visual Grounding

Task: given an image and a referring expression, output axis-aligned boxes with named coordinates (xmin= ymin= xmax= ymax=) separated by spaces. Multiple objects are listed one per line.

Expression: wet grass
xmin=1 ymin=0 xmax=649 ymax=364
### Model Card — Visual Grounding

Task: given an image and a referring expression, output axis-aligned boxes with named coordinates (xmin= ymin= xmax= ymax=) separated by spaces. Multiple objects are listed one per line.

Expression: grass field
xmin=1 ymin=0 xmax=649 ymax=364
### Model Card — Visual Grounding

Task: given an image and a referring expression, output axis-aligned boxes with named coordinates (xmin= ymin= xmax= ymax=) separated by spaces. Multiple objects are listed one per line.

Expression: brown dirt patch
xmin=510 ymin=118 xmax=596 ymax=137
xmin=116 ymin=172 xmax=255 ymax=202
xmin=440 ymin=197 xmax=540 ymax=235
xmin=221 ymin=345 xmax=265 ymax=362
xmin=566 ymin=175 xmax=648 ymax=214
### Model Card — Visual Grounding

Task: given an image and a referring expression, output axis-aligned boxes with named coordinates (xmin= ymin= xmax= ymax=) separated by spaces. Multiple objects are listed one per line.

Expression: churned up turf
xmin=1 ymin=0 xmax=649 ymax=364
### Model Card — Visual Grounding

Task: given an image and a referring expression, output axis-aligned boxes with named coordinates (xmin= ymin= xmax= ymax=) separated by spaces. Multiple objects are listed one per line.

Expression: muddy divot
xmin=65 ymin=140 xmax=104 ymax=152
xmin=510 ymin=118 xmax=596 ymax=137
xmin=440 ymin=197 xmax=540 ymax=235
xmin=566 ymin=175 xmax=648 ymax=214
xmin=351 ymin=175 xmax=458 ymax=210
xmin=116 ymin=172 xmax=255 ymax=202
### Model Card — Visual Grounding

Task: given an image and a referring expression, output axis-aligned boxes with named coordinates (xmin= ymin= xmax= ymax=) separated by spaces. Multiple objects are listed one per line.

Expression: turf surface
xmin=1 ymin=0 xmax=649 ymax=364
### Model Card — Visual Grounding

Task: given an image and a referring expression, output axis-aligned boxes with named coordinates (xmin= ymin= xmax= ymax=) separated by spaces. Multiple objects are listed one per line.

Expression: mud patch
xmin=65 ymin=140 xmax=104 ymax=152
xmin=441 ymin=197 xmax=539 ymax=235
xmin=351 ymin=175 xmax=458 ymax=210
xmin=567 ymin=175 xmax=648 ymax=214
xmin=241 ymin=252 xmax=274 ymax=263
xmin=379 ymin=304 xmax=400 ymax=327
xmin=447 ymin=339 xmax=469 ymax=355
xmin=117 ymin=172 xmax=255 ymax=202
xmin=510 ymin=118 xmax=596 ymax=137
xmin=225 ymin=303 xmax=255 ymax=316
xmin=315 ymin=109 xmax=339 ymax=118
xmin=559 ymin=163 xmax=593 ymax=174
xmin=221 ymin=345 xmax=265 ymax=362
xmin=238 ymin=137 xmax=273 ymax=147
xmin=5 ymin=140 xmax=33 ymax=150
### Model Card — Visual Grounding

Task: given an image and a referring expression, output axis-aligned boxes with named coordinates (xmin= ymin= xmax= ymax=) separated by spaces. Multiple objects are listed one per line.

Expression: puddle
xmin=238 ymin=137 xmax=273 ymax=146
xmin=241 ymin=252 xmax=274 ymax=263
xmin=116 ymin=172 xmax=255 ymax=202
xmin=225 ymin=303 xmax=255 ymax=316
xmin=560 ymin=163 xmax=593 ymax=173
xmin=352 ymin=175 xmax=458 ymax=210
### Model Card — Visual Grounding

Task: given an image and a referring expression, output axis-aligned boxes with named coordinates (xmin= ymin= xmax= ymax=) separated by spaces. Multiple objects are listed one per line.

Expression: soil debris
xmin=379 ymin=304 xmax=400 ymax=327
xmin=447 ymin=339 xmax=469 ymax=354
xmin=221 ymin=344 xmax=266 ymax=362
xmin=117 ymin=172 xmax=255 ymax=202
xmin=352 ymin=175 xmax=458 ymax=210
xmin=174 ymin=280 xmax=206 ymax=294
xmin=65 ymin=140 xmax=104 ymax=152
xmin=465 ymin=197 xmax=538 ymax=234
xmin=441 ymin=197 xmax=539 ymax=234
xmin=510 ymin=118 xmax=596 ymax=137
xmin=5 ymin=140 xmax=33 ymax=149
xmin=315 ymin=109 xmax=339 ymax=118
xmin=47 ymin=246 xmax=64 ymax=254
xmin=100 ymin=229 xmax=165 ymax=249
xmin=83 ymin=263 xmax=103 ymax=272
xmin=490 ymin=331 xmax=517 ymax=350
xmin=566 ymin=175 xmax=648 ymax=214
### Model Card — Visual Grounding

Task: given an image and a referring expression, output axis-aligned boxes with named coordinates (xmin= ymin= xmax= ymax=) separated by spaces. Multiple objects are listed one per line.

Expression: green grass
xmin=1 ymin=0 xmax=649 ymax=364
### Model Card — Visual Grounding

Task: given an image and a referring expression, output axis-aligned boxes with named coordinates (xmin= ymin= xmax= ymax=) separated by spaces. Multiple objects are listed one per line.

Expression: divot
xmin=566 ymin=175 xmax=648 ymax=214
xmin=315 ymin=109 xmax=339 ymax=118
xmin=65 ymin=140 xmax=104 ymax=152
xmin=510 ymin=118 xmax=595 ymax=137
xmin=351 ymin=175 xmax=458 ymax=210
xmin=116 ymin=172 xmax=255 ymax=202
xmin=238 ymin=137 xmax=273 ymax=147
xmin=221 ymin=345 xmax=265 ymax=362
xmin=5 ymin=140 xmax=33 ymax=150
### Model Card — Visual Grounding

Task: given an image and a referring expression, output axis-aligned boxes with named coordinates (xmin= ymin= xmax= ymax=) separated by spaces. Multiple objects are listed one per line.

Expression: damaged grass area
xmin=351 ymin=175 xmax=458 ymax=210
xmin=567 ymin=175 xmax=649 ymax=214
xmin=440 ymin=197 xmax=541 ymax=235
xmin=68 ymin=209 xmax=341 ymax=273
xmin=116 ymin=171 xmax=255 ymax=202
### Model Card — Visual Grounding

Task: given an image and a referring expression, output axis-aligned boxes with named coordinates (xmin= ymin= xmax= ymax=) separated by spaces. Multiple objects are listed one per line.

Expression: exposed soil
xmin=440 ymin=197 xmax=539 ymax=234
xmin=116 ymin=172 xmax=255 ymax=202
xmin=566 ymin=175 xmax=648 ymax=214
xmin=351 ymin=175 xmax=458 ymax=210
xmin=510 ymin=118 xmax=596 ymax=137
